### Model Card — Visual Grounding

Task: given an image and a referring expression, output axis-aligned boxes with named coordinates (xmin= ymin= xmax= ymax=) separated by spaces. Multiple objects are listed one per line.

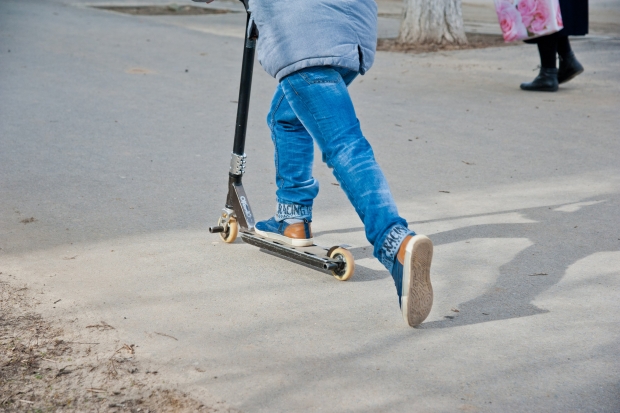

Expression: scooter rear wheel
xmin=329 ymin=247 xmax=354 ymax=281
xmin=220 ymin=217 xmax=238 ymax=243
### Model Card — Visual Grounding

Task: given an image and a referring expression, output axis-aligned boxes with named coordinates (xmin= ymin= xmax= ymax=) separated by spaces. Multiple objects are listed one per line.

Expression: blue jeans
xmin=267 ymin=66 xmax=413 ymax=272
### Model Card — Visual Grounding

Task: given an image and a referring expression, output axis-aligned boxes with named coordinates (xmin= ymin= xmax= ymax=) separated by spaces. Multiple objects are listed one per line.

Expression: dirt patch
xmin=93 ymin=5 xmax=236 ymax=16
xmin=0 ymin=281 xmax=237 ymax=412
xmin=377 ymin=33 xmax=515 ymax=53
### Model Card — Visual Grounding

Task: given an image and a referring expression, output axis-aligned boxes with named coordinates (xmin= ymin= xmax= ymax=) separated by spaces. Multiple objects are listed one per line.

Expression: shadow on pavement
xmin=420 ymin=195 xmax=619 ymax=328
xmin=326 ymin=195 xmax=619 ymax=328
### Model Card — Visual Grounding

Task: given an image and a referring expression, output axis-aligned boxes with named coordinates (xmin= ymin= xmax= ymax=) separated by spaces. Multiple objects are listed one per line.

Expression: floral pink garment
xmin=494 ymin=0 xmax=563 ymax=42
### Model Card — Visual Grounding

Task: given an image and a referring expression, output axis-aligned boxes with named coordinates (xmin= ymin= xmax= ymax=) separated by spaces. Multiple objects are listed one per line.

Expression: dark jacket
xmin=558 ymin=0 xmax=588 ymax=35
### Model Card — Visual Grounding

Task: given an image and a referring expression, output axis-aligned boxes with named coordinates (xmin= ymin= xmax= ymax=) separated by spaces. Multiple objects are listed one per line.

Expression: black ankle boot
xmin=558 ymin=51 xmax=584 ymax=84
xmin=520 ymin=68 xmax=558 ymax=92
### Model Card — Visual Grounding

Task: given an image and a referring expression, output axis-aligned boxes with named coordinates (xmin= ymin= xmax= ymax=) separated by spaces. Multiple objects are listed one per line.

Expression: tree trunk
xmin=398 ymin=0 xmax=468 ymax=45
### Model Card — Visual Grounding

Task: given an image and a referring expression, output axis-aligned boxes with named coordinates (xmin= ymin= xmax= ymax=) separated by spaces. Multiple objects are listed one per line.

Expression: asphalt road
xmin=1 ymin=1 xmax=619 ymax=412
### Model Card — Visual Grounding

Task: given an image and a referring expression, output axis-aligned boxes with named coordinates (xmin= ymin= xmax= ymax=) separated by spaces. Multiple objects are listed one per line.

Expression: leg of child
xmin=276 ymin=66 xmax=433 ymax=326
xmin=279 ymin=66 xmax=409 ymax=271
xmin=253 ymin=84 xmax=318 ymax=247
xmin=267 ymin=85 xmax=318 ymax=221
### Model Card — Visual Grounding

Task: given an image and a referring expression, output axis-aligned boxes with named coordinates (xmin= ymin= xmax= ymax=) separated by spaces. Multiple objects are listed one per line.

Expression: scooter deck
xmin=240 ymin=231 xmax=344 ymax=273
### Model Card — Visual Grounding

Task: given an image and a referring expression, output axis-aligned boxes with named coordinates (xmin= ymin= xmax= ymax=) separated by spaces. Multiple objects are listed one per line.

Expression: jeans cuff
xmin=378 ymin=225 xmax=413 ymax=272
xmin=276 ymin=202 xmax=313 ymax=221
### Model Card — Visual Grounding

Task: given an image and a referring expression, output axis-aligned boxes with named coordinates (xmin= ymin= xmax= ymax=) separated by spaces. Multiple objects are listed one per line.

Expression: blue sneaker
xmin=391 ymin=234 xmax=433 ymax=327
xmin=255 ymin=217 xmax=314 ymax=247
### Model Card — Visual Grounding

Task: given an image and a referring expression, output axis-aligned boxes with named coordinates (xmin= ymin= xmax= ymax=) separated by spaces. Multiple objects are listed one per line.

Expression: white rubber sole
xmin=254 ymin=228 xmax=314 ymax=247
xmin=401 ymin=235 xmax=434 ymax=327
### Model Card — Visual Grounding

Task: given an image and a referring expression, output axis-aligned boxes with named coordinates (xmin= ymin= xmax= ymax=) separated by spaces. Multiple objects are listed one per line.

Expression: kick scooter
xmin=200 ymin=0 xmax=355 ymax=281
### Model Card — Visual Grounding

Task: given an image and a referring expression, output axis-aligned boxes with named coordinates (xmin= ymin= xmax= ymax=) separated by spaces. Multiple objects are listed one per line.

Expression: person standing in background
xmin=520 ymin=0 xmax=588 ymax=92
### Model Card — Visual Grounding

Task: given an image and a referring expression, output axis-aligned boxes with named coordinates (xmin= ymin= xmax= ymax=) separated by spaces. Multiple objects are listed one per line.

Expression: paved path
xmin=1 ymin=1 xmax=619 ymax=412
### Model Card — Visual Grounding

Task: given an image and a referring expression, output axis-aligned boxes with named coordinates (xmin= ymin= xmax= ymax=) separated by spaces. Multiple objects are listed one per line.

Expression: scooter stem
xmin=232 ymin=13 xmax=257 ymax=157
xmin=223 ymin=10 xmax=258 ymax=232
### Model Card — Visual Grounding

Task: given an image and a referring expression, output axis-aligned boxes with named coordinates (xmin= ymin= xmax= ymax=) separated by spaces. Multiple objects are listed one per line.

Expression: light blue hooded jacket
xmin=248 ymin=0 xmax=378 ymax=81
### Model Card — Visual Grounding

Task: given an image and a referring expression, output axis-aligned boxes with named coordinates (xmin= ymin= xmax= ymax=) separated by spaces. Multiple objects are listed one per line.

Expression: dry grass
xmin=0 ymin=282 xmax=236 ymax=413
xmin=377 ymin=33 xmax=515 ymax=54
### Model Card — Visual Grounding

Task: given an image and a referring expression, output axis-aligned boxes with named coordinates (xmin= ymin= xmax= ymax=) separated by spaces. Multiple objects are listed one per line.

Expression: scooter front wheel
xmin=329 ymin=247 xmax=354 ymax=281
xmin=220 ymin=217 xmax=238 ymax=243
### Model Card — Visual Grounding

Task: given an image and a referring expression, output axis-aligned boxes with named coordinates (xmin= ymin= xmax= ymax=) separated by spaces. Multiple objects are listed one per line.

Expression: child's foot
xmin=255 ymin=217 xmax=313 ymax=247
xmin=391 ymin=234 xmax=433 ymax=327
